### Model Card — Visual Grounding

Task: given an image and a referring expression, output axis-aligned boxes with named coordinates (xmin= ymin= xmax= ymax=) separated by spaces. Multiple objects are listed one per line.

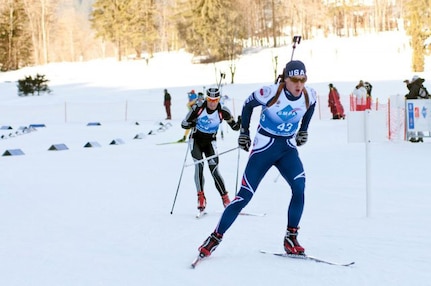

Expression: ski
xmin=190 ymin=253 xmax=206 ymax=269
xmin=239 ymin=212 xmax=266 ymax=217
xmin=260 ymin=250 xmax=355 ymax=267
xmin=196 ymin=211 xmax=208 ymax=219
xmin=157 ymin=140 xmax=186 ymax=145
xmin=215 ymin=211 xmax=266 ymax=217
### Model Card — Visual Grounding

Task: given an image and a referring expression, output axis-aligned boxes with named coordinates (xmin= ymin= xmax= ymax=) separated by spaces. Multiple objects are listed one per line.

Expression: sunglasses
xmin=289 ymin=77 xmax=307 ymax=83
xmin=206 ymin=97 xmax=220 ymax=103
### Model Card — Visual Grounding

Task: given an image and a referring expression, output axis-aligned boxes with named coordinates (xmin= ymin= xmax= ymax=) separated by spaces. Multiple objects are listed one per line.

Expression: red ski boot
xmin=198 ymin=232 xmax=223 ymax=257
xmin=221 ymin=193 xmax=230 ymax=208
xmin=197 ymin=191 xmax=206 ymax=211
xmin=284 ymin=227 xmax=305 ymax=255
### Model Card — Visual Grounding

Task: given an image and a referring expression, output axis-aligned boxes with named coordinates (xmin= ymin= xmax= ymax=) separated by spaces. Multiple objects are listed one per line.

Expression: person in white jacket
xmin=352 ymin=80 xmax=367 ymax=111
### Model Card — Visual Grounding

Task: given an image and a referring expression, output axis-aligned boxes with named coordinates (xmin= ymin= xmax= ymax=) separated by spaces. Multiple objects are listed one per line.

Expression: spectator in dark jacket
xmin=405 ymin=76 xmax=429 ymax=142
xmin=163 ymin=89 xmax=172 ymax=120
xmin=364 ymin=81 xmax=373 ymax=109
xmin=406 ymin=76 xmax=429 ymax=99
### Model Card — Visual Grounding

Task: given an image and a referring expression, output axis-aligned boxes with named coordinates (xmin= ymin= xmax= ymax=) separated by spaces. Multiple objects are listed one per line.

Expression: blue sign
xmin=408 ymin=103 xmax=414 ymax=129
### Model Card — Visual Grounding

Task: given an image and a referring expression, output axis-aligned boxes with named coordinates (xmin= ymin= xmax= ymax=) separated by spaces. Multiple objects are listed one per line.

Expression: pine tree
xmin=17 ymin=73 xmax=50 ymax=96
xmin=176 ymin=0 xmax=246 ymax=62
xmin=90 ymin=0 xmax=158 ymax=61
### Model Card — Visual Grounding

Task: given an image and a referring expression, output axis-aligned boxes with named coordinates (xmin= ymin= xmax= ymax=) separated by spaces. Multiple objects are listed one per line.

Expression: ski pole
xmin=218 ymin=72 xmax=226 ymax=89
xmin=170 ymin=141 xmax=191 ymax=214
xmin=290 ymin=35 xmax=302 ymax=61
xmin=235 ymin=147 xmax=241 ymax=195
xmin=184 ymin=146 xmax=239 ymax=167
xmin=275 ymin=35 xmax=302 ymax=85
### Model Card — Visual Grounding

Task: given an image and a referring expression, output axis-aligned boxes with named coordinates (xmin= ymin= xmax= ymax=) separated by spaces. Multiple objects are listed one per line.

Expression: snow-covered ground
xmin=1 ymin=31 xmax=430 ymax=286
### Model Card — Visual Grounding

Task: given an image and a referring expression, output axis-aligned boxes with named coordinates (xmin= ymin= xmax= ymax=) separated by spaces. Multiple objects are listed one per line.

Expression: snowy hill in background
xmin=0 ymin=31 xmax=431 ymax=286
xmin=1 ymin=31 xmax=429 ymax=104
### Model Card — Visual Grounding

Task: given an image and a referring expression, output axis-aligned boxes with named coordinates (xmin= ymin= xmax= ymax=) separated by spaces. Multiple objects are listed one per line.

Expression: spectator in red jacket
xmin=328 ymin=83 xmax=345 ymax=119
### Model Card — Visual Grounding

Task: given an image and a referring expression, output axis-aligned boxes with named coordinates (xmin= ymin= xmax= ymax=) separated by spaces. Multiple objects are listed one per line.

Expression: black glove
xmin=181 ymin=120 xmax=196 ymax=129
xmin=228 ymin=116 xmax=241 ymax=131
xmin=295 ymin=131 xmax=308 ymax=146
xmin=238 ymin=132 xmax=251 ymax=151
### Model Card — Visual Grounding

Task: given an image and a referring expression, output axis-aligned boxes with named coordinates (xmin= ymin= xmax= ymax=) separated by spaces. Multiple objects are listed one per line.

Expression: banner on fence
xmin=405 ymin=99 xmax=431 ymax=133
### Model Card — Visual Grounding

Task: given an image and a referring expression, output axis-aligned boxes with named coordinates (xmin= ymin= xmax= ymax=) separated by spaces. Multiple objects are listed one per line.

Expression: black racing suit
xmin=182 ymin=101 xmax=240 ymax=195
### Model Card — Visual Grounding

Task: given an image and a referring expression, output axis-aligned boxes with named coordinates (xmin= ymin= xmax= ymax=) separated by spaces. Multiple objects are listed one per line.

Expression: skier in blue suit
xmin=197 ymin=60 xmax=317 ymax=258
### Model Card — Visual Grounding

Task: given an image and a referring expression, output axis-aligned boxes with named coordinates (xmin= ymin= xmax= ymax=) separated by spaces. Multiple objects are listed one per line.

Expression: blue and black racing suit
xmin=214 ymin=83 xmax=317 ymax=234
